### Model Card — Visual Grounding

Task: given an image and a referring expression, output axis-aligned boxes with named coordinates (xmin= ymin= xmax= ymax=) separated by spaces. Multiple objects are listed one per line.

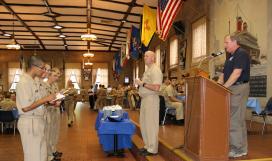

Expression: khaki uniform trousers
xmin=18 ymin=115 xmax=47 ymax=161
xmin=229 ymin=83 xmax=249 ymax=154
xmin=115 ymin=96 xmax=123 ymax=106
xmin=45 ymin=108 xmax=60 ymax=160
xmin=51 ymin=108 xmax=60 ymax=153
xmin=95 ymin=96 xmax=106 ymax=109
xmin=167 ymin=101 xmax=184 ymax=120
xmin=140 ymin=95 xmax=159 ymax=154
xmin=65 ymin=99 xmax=75 ymax=124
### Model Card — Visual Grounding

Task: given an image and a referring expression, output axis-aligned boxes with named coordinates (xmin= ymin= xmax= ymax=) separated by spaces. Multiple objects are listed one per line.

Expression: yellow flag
xmin=141 ymin=5 xmax=156 ymax=46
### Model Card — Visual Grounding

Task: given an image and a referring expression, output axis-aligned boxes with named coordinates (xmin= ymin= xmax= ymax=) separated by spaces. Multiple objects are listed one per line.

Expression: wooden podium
xmin=184 ymin=76 xmax=231 ymax=161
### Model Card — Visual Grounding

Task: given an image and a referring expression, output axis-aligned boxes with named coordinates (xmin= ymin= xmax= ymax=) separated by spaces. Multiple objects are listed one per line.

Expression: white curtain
xmin=92 ymin=69 xmax=97 ymax=85
xmin=95 ymin=68 xmax=108 ymax=87
xmin=155 ymin=45 xmax=161 ymax=68
xmin=192 ymin=17 xmax=207 ymax=62
xmin=169 ymin=37 xmax=178 ymax=67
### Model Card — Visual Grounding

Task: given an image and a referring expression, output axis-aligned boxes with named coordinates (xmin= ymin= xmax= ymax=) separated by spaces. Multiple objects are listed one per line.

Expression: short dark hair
xmin=27 ymin=55 xmax=44 ymax=69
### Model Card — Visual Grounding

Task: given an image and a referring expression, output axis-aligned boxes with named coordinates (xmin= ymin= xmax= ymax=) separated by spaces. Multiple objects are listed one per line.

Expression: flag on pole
xmin=120 ymin=43 xmax=128 ymax=67
xmin=141 ymin=4 xmax=157 ymax=46
xmin=113 ymin=52 xmax=121 ymax=80
xmin=157 ymin=0 xmax=184 ymax=41
xmin=130 ymin=25 xmax=140 ymax=60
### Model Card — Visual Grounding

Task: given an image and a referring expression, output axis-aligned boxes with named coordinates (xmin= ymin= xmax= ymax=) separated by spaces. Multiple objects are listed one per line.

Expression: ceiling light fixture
xmin=53 ymin=25 xmax=63 ymax=29
xmin=6 ymin=42 xmax=21 ymax=50
xmin=6 ymin=13 xmax=20 ymax=50
xmin=81 ymin=28 xmax=97 ymax=41
xmin=83 ymin=49 xmax=94 ymax=57
xmin=84 ymin=61 xmax=93 ymax=66
xmin=3 ymin=33 xmax=11 ymax=37
xmin=59 ymin=34 xmax=66 ymax=38
xmin=81 ymin=0 xmax=97 ymax=41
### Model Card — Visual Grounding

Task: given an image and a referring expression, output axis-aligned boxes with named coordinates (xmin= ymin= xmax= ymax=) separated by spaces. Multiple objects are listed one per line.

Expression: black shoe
xmin=68 ymin=124 xmax=72 ymax=127
xmin=140 ymin=150 xmax=158 ymax=156
xmin=51 ymin=158 xmax=61 ymax=161
xmin=175 ymin=119 xmax=184 ymax=126
xmin=138 ymin=148 xmax=147 ymax=154
xmin=53 ymin=151 xmax=63 ymax=158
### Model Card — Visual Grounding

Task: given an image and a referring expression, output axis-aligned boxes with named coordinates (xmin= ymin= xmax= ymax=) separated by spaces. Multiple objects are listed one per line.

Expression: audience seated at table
xmin=0 ymin=92 xmax=16 ymax=111
xmin=115 ymin=84 xmax=124 ymax=107
xmin=163 ymin=78 xmax=184 ymax=125
xmin=127 ymin=86 xmax=140 ymax=110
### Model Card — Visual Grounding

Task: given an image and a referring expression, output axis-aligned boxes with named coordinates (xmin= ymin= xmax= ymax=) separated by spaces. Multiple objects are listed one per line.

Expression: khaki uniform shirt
xmin=16 ymin=73 xmax=46 ymax=116
xmin=139 ymin=64 xmax=163 ymax=97
xmin=163 ymin=85 xmax=178 ymax=107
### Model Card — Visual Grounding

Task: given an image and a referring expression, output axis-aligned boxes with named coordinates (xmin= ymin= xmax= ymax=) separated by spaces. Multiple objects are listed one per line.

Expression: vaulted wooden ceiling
xmin=0 ymin=0 xmax=157 ymax=51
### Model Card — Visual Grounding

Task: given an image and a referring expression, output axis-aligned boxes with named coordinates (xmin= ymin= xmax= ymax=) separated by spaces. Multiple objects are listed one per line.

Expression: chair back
xmin=0 ymin=110 xmax=16 ymax=122
xmin=264 ymin=97 xmax=272 ymax=113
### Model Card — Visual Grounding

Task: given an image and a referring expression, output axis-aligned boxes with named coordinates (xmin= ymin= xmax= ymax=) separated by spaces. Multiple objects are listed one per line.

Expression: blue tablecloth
xmin=95 ymin=111 xmax=129 ymax=130
xmin=247 ymin=97 xmax=262 ymax=114
xmin=95 ymin=111 xmax=135 ymax=152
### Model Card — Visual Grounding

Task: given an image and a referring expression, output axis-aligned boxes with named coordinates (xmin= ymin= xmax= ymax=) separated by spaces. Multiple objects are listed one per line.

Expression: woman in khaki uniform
xmin=64 ymin=80 xmax=77 ymax=127
xmin=45 ymin=68 xmax=62 ymax=161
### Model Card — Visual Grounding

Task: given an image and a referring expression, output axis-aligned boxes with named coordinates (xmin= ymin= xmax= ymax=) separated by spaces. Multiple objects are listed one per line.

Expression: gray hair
xmin=27 ymin=55 xmax=44 ymax=69
xmin=225 ymin=33 xmax=242 ymax=45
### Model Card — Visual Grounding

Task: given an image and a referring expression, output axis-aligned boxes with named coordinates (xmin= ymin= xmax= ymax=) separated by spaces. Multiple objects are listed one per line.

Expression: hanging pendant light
xmin=81 ymin=0 xmax=97 ymax=41
xmin=6 ymin=14 xmax=20 ymax=50
xmin=83 ymin=48 xmax=94 ymax=57
xmin=81 ymin=28 xmax=97 ymax=41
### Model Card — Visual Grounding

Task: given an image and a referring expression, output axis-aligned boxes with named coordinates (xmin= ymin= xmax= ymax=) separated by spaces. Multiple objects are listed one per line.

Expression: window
xmin=192 ymin=17 xmax=207 ymax=63
xmin=169 ymin=36 xmax=178 ymax=67
xmin=9 ymin=68 xmax=22 ymax=92
xmin=95 ymin=68 xmax=108 ymax=87
xmin=65 ymin=69 xmax=81 ymax=90
xmin=155 ymin=45 xmax=161 ymax=68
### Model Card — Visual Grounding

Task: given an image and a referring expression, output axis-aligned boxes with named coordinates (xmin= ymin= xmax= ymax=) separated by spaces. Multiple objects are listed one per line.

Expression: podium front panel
xmin=184 ymin=76 xmax=230 ymax=161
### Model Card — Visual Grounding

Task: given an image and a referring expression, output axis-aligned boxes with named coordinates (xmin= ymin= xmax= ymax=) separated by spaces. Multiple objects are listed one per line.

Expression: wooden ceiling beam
xmin=43 ymin=0 xmax=68 ymax=50
xmin=109 ymin=0 xmax=136 ymax=50
xmin=4 ymin=2 xmax=141 ymax=17
xmin=0 ymin=0 xmax=45 ymax=49
xmin=0 ymin=19 xmax=131 ymax=29
xmin=0 ymin=12 xmax=140 ymax=24
xmin=0 ymin=24 xmax=128 ymax=34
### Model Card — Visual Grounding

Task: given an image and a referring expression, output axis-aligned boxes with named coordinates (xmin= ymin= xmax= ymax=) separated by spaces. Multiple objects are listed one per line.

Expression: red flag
xmin=157 ymin=0 xmax=184 ymax=41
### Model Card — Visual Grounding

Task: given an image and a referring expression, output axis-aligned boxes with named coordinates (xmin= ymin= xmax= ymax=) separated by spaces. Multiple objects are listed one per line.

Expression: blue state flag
xmin=130 ymin=25 xmax=140 ymax=60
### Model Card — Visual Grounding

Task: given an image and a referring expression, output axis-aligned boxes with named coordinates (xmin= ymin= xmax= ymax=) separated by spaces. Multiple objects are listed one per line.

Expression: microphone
xmin=197 ymin=50 xmax=224 ymax=69
xmin=211 ymin=51 xmax=224 ymax=57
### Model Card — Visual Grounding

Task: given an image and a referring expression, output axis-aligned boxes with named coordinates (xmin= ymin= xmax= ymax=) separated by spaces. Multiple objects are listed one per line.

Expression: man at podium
xmin=217 ymin=34 xmax=250 ymax=158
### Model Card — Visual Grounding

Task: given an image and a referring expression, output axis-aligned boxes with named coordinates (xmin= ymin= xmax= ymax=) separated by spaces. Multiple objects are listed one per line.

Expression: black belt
xmin=233 ymin=81 xmax=248 ymax=85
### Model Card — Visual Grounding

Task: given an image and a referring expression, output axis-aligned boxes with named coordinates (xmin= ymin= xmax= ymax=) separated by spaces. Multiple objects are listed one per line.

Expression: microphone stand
xmin=197 ymin=55 xmax=213 ymax=69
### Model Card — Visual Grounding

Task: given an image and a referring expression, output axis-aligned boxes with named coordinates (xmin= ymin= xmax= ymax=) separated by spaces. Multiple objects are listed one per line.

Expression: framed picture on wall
xmin=179 ymin=39 xmax=187 ymax=69
xmin=160 ymin=48 xmax=166 ymax=73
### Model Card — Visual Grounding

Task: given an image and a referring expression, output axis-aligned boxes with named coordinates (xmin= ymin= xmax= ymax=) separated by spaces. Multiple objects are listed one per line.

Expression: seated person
xmin=163 ymin=78 xmax=184 ymax=125
xmin=0 ymin=92 xmax=16 ymax=111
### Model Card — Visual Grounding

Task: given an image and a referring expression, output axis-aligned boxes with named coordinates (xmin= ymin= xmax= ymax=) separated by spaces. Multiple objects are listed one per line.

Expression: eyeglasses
xmin=32 ymin=64 xmax=46 ymax=71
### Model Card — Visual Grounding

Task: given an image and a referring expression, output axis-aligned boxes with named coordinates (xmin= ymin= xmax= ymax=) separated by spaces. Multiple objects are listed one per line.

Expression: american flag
xmin=157 ymin=0 xmax=184 ymax=41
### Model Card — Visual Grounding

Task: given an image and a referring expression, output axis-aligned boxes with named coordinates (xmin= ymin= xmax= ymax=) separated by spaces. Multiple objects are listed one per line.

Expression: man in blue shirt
xmin=218 ymin=34 xmax=250 ymax=158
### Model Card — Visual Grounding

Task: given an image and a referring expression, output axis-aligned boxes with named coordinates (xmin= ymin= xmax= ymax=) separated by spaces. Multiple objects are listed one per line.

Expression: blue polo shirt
xmin=223 ymin=47 xmax=250 ymax=83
